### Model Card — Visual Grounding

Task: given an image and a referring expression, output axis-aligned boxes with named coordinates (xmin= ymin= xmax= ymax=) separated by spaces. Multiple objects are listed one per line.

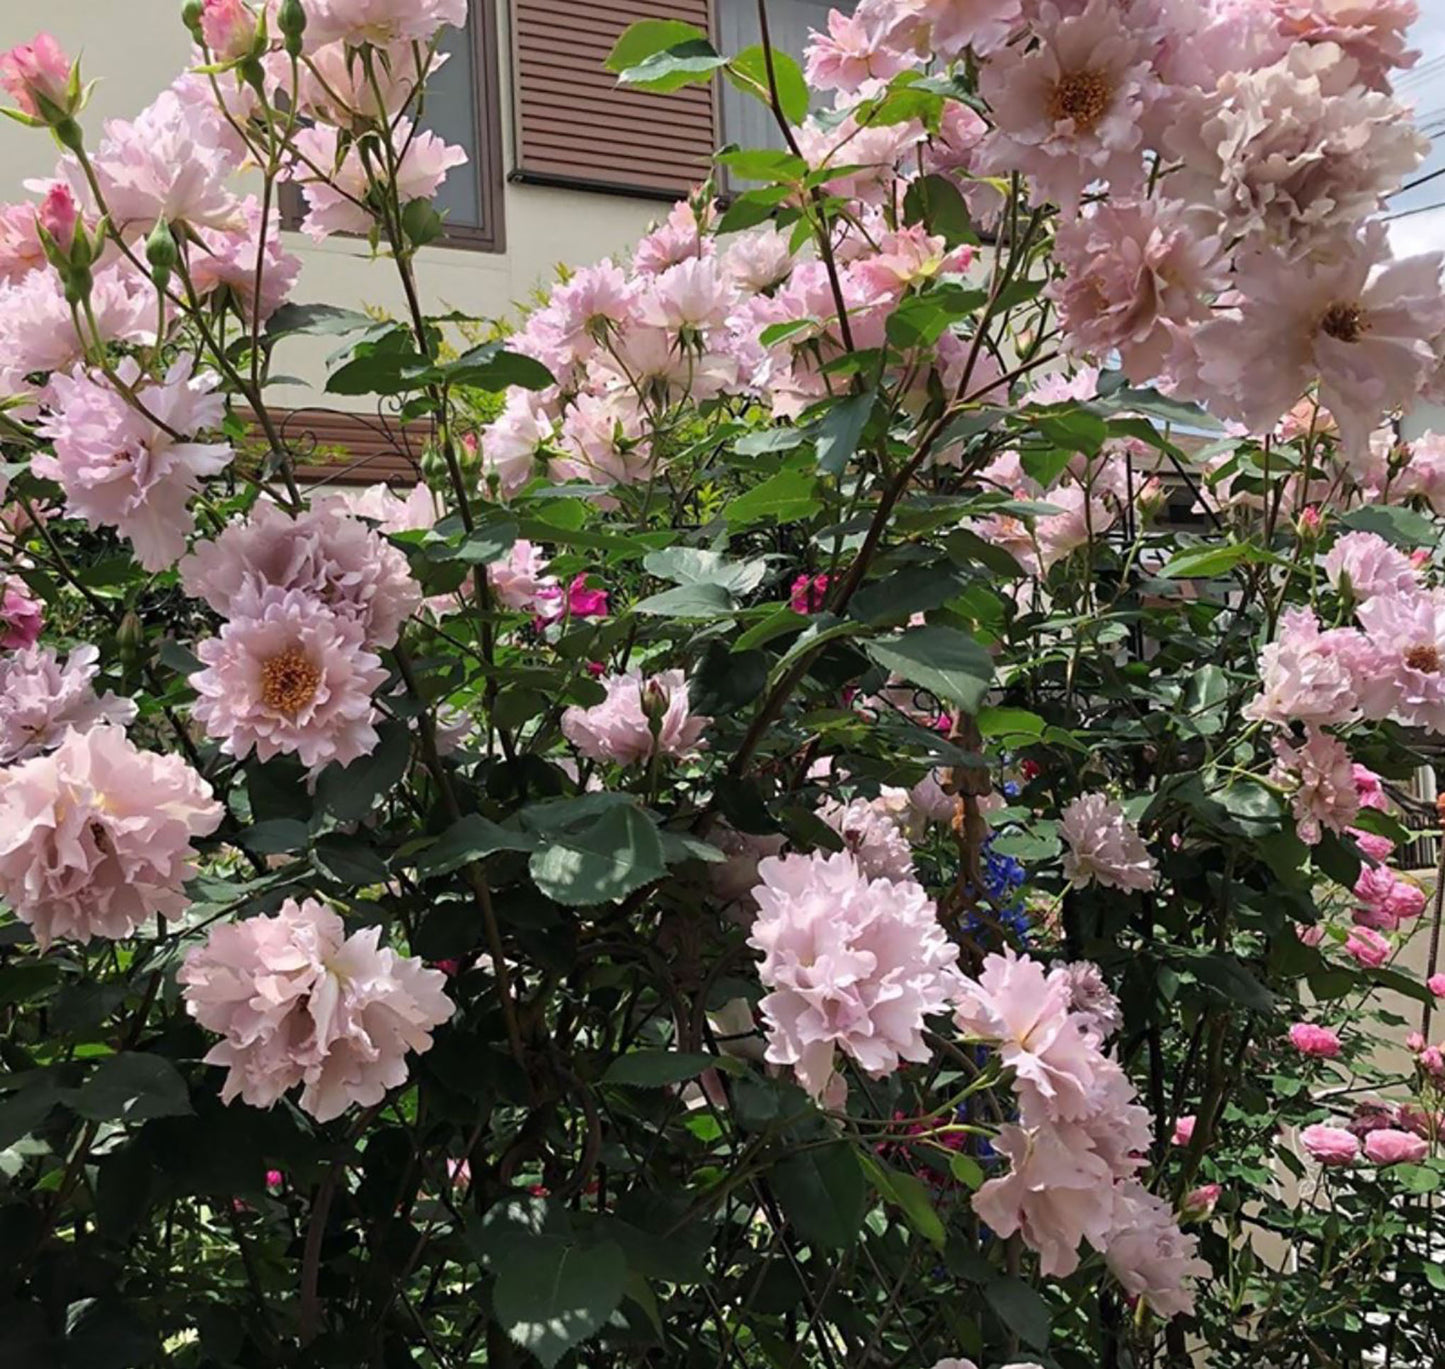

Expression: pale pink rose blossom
xmin=723 ymin=226 xmax=796 ymax=293
xmin=0 ymin=645 xmax=136 ymax=764
xmin=308 ymin=0 xmax=467 ymax=45
xmin=1054 ymin=959 xmax=1123 ymax=1041
xmin=633 ymin=201 xmax=710 ymax=276
xmin=1059 ymin=792 xmax=1156 ymax=892
xmin=1289 ymin=1022 xmax=1342 ymax=1058
xmin=1300 ymin=1122 xmax=1361 ymax=1164
xmin=0 ymin=725 xmax=221 ymax=947
xmin=488 ymin=540 xmax=557 ymax=612
xmin=636 ymin=257 xmax=738 ymax=335
xmin=1363 ymin=1128 xmax=1429 ymax=1165
xmin=1323 ymin=530 xmax=1418 ymax=601
xmin=1172 ymin=1115 xmax=1196 ymax=1147
xmin=817 ymin=796 xmax=916 ymax=884
xmin=84 ymin=90 xmax=244 ymax=235
xmin=804 ymin=7 xmax=918 ymax=91
xmin=1166 ymin=43 xmax=1423 ymax=255
xmin=558 ymin=390 xmax=652 ymax=486
xmin=1102 ymin=1181 xmax=1208 ymax=1318
xmin=973 ymin=1119 xmax=1119 ymax=1276
xmin=1188 ymin=232 xmax=1445 ymax=458
xmin=190 ymin=585 xmax=387 ymax=771
xmin=955 ymin=951 xmax=1100 ymax=1121
xmin=179 ymin=497 xmax=420 ymax=649
xmin=290 ymin=122 xmax=466 ymax=241
xmin=561 ymin=668 xmax=709 ymax=766
xmin=899 ymin=0 xmax=1028 ymax=57
xmin=0 ymin=202 xmax=46 ymax=282
xmin=180 ymin=897 xmax=454 ymax=1122
xmin=1243 ymin=608 xmax=1361 ymax=727
xmin=1344 ymin=925 xmax=1392 ymax=968
xmin=1354 ymin=588 xmax=1445 ymax=732
xmin=1269 ymin=728 xmax=1358 ymax=844
xmin=0 ymin=580 xmax=43 ymax=650
xmin=190 ymin=198 xmax=302 ymax=328
xmin=200 ymin=0 xmax=258 ymax=59
xmin=36 ymin=358 xmax=233 ymax=572
xmin=1296 ymin=923 xmax=1326 ymax=947
xmin=0 ymin=34 xmax=71 ymax=119
xmin=479 ymin=392 xmax=554 ymax=498
xmin=293 ymin=37 xmax=442 ymax=123
xmin=338 ymin=482 xmax=436 ymax=535
xmin=1272 ymin=0 xmax=1419 ymax=92
xmin=0 ymin=263 xmax=150 ymax=398
xmin=1051 ymin=200 xmax=1224 ymax=382
xmin=977 ymin=0 xmax=1157 ymax=215
xmin=748 ymin=851 xmax=961 ymax=1102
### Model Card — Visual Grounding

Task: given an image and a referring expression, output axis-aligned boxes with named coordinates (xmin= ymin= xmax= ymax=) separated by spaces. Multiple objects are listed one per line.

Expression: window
xmin=715 ymin=0 xmax=853 ymax=155
xmin=419 ymin=0 xmax=506 ymax=250
xmin=509 ymin=0 xmax=715 ymax=199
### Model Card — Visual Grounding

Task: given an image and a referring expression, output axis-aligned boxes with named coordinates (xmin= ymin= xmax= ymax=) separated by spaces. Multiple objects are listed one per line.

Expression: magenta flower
xmin=0 ymin=579 xmax=42 ymax=649
xmin=0 ymin=645 xmax=136 ymax=764
xmin=1289 ymin=1022 xmax=1342 ymax=1058
xmin=190 ymin=585 xmax=387 ymax=771
xmin=1300 ymin=1123 xmax=1361 ymax=1165
xmin=0 ymin=725 xmax=221 ymax=947
xmin=748 ymin=851 xmax=961 ymax=1103
xmin=0 ymin=34 xmax=71 ymax=119
xmin=789 ymin=573 xmax=831 ymax=615
xmin=180 ymin=897 xmax=454 ymax=1123
xmin=1172 ymin=1115 xmax=1196 ymax=1147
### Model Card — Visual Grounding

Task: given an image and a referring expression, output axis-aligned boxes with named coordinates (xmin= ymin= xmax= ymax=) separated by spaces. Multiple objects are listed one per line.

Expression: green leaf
xmin=605 ymin=19 xmax=708 ymax=72
xmin=727 ymin=46 xmax=810 ymax=125
xmin=1339 ymin=503 xmax=1440 ymax=549
xmin=325 ymin=326 xmax=429 ymax=396
xmin=773 ymin=1143 xmax=866 ymax=1250
xmin=977 ymin=706 xmax=1045 ymax=740
xmin=414 ymin=814 xmax=538 ymax=878
xmin=1160 ymin=541 xmax=1271 ymax=579
xmin=441 ymin=341 xmax=554 ymax=392
xmin=1176 ymin=951 xmax=1275 ymax=1013
xmin=632 ymin=582 xmax=739 ymax=618
xmin=865 ymin=625 xmax=995 ymax=714
xmin=602 ymin=1051 xmax=735 ymax=1088
xmin=314 ymin=720 xmax=412 ymax=823
xmin=949 ymin=1153 xmax=984 ymax=1190
xmin=859 ymin=1152 xmax=946 ymax=1249
xmin=264 ymin=303 xmax=373 ymax=338
xmin=617 ymin=39 xmax=727 ymax=93
xmin=642 ymin=547 xmax=768 ymax=595
xmin=311 ymin=832 xmax=388 ymax=886
xmin=716 ymin=148 xmax=808 ymax=182
xmin=813 ymin=391 xmax=875 ymax=477
xmin=0 ymin=1078 xmax=61 ymax=1148
xmin=1394 ymin=1163 xmax=1442 ymax=1194
xmin=71 ymin=1054 xmax=191 ymax=1123
xmin=723 ymin=465 xmax=822 ymax=528
xmin=985 ymin=1277 xmax=1052 ymax=1350
xmin=492 ymin=1236 xmax=628 ymax=1369
xmin=902 ymin=173 xmax=974 ymax=247
xmin=529 ymin=806 xmax=668 ymax=907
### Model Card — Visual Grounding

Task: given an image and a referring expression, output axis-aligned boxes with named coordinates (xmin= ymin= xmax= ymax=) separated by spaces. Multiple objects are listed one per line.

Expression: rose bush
xmin=0 ymin=0 xmax=1443 ymax=1365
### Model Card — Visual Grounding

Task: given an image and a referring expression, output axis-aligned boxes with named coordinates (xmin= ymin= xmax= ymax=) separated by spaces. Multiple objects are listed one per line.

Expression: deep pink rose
xmin=0 ymin=34 xmax=70 ymax=119
xmin=1289 ymin=1023 xmax=1342 ymax=1059
xmin=1364 ymin=1129 xmax=1429 ymax=1166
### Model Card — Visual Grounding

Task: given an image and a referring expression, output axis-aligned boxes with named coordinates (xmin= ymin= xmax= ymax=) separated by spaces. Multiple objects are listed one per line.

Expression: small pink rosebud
xmin=1171 ymin=1115 xmax=1196 ymax=1147
xmin=1297 ymin=505 xmax=1323 ymax=538
xmin=1411 ymin=548 xmax=1432 ymax=570
xmin=0 ymin=34 xmax=72 ymax=120
xmin=789 ymin=572 xmax=831 ymax=615
xmin=265 ymin=1169 xmax=284 ymax=1189
xmin=1429 ymin=973 xmax=1445 ymax=999
xmin=1183 ymin=1182 xmax=1221 ymax=1219
xmin=200 ymin=0 xmax=258 ymax=60
xmin=1420 ymin=1046 xmax=1445 ymax=1080
xmin=37 ymin=182 xmax=77 ymax=254
xmin=1295 ymin=923 xmax=1325 ymax=947
xmin=1407 ymin=1030 xmax=1427 ymax=1053
xmin=585 ymin=660 xmax=605 ymax=677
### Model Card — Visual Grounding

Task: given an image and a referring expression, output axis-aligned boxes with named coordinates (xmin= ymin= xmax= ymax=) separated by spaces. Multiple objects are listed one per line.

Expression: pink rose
xmin=0 ymin=580 xmax=43 ymax=649
xmin=1364 ymin=1129 xmax=1429 ymax=1166
xmin=790 ymin=572 xmax=831 ymax=615
xmin=1171 ymin=1115 xmax=1196 ymax=1147
xmin=1345 ymin=926 xmax=1392 ymax=968
xmin=37 ymin=183 xmax=77 ymax=254
xmin=200 ymin=0 xmax=258 ymax=60
xmin=1430 ymin=974 xmax=1445 ymax=999
xmin=1300 ymin=1124 xmax=1360 ymax=1166
xmin=1295 ymin=923 xmax=1325 ymax=947
xmin=1289 ymin=1023 xmax=1342 ymax=1058
xmin=0 ymin=34 xmax=71 ymax=120
xmin=1183 ymin=1183 xmax=1221 ymax=1219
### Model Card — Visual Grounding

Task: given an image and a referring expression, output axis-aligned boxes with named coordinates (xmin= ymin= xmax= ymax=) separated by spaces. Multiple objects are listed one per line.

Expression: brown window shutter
xmin=510 ymin=0 xmax=716 ymax=199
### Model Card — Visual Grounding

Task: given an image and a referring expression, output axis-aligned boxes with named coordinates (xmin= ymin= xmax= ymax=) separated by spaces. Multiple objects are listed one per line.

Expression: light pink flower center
xmin=261 ymin=646 xmax=322 ymax=715
xmin=1320 ymin=302 xmax=1369 ymax=344
xmin=1049 ymin=70 xmax=1113 ymax=135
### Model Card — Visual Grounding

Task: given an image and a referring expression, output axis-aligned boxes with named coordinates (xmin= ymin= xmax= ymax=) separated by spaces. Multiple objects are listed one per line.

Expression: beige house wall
xmin=0 ymin=0 xmax=669 ymax=400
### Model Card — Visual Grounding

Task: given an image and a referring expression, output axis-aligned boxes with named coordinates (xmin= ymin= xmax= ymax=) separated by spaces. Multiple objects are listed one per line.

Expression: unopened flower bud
xmin=0 ymin=34 xmax=76 ymax=123
xmin=117 ymin=610 xmax=146 ymax=676
xmin=1134 ymin=475 xmax=1165 ymax=522
xmin=1297 ymin=505 xmax=1324 ymax=541
xmin=456 ymin=431 xmax=481 ymax=480
xmin=146 ymin=218 xmax=179 ymax=290
xmin=200 ymin=0 xmax=258 ymax=61
xmin=36 ymin=182 xmax=78 ymax=259
xmin=641 ymin=678 xmax=671 ymax=734
xmin=277 ymin=0 xmax=307 ymax=55
xmin=420 ymin=444 xmax=450 ymax=493
xmin=1182 ymin=1183 xmax=1221 ymax=1221
xmin=182 ymin=0 xmax=206 ymax=42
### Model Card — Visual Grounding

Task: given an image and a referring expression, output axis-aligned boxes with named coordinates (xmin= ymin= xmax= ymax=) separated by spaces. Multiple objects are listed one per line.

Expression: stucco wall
xmin=0 ymin=0 xmax=669 ymax=400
